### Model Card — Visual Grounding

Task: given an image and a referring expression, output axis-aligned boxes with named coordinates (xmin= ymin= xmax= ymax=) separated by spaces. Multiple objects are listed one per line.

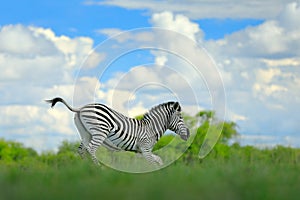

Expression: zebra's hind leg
xmin=86 ymin=134 xmax=107 ymax=165
xmin=77 ymin=142 xmax=87 ymax=159
xmin=86 ymin=145 xmax=100 ymax=165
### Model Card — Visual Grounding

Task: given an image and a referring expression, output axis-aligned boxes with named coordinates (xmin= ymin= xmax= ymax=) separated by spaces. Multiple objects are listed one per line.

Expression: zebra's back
xmin=76 ymin=103 xmax=142 ymax=152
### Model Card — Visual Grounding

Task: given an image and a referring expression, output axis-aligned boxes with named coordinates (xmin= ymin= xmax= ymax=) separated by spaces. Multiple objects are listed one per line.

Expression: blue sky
xmin=0 ymin=0 xmax=263 ymax=41
xmin=0 ymin=0 xmax=300 ymax=152
xmin=0 ymin=0 xmax=148 ymax=42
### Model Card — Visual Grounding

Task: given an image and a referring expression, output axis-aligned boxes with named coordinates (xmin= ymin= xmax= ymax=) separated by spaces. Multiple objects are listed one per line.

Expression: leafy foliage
xmin=1 ymin=138 xmax=300 ymax=200
xmin=152 ymin=134 xmax=175 ymax=151
xmin=0 ymin=139 xmax=37 ymax=162
xmin=134 ymin=114 xmax=144 ymax=120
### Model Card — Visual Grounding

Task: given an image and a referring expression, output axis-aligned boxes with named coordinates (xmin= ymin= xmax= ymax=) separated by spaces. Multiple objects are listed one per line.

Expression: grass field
xmin=1 ymin=141 xmax=300 ymax=200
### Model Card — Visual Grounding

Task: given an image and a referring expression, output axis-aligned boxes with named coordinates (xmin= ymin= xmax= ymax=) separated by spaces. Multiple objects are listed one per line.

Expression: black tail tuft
xmin=45 ymin=97 xmax=63 ymax=108
xmin=45 ymin=97 xmax=79 ymax=112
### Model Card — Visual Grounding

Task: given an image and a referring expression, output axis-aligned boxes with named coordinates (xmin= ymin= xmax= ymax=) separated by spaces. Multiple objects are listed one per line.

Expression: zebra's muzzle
xmin=180 ymin=134 xmax=188 ymax=141
xmin=180 ymin=128 xmax=190 ymax=141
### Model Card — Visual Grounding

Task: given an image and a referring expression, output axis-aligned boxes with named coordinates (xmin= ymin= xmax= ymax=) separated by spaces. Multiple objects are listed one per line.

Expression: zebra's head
xmin=168 ymin=102 xmax=190 ymax=141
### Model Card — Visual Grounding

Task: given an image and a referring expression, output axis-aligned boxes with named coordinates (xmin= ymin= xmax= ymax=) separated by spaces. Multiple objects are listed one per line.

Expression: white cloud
xmin=43 ymin=107 xmax=75 ymax=135
xmin=253 ymin=83 xmax=288 ymax=98
xmin=206 ymin=21 xmax=287 ymax=58
xmin=0 ymin=24 xmax=57 ymax=56
xmin=0 ymin=24 xmax=101 ymax=151
xmin=236 ymin=134 xmax=300 ymax=148
xmin=96 ymin=28 xmax=124 ymax=37
xmin=73 ymin=76 xmax=106 ymax=106
xmin=150 ymin=11 xmax=203 ymax=41
xmin=82 ymin=52 xmax=106 ymax=69
xmin=278 ymin=2 xmax=300 ymax=30
xmin=255 ymin=68 xmax=281 ymax=84
xmin=31 ymin=26 xmax=94 ymax=60
xmin=96 ymin=28 xmax=155 ymax=43
xmin=0 ymin=105 xmax=77 ymax=152
xmin=87 ymin=0 xmax=294 ymax=19
xmin=155 ymin=55 xmax=167 ymax=66
xmin=0 ymin=25 xmax=101 ymax=103
xmin=93 ymin=11 xmax=225 ymax=120
xmin=105 ymin=65 xmax=161 ymax=90
xmin=100 ymin=63 xmax=198 ymax=115
xmin=261 ymin=58 xmax=300 ymax=67
xmin=93 ymin=12 xmax=210 ymax=110
xmin=149 ymin=12 xmax=225 ymax=118
xmin=206 ymin=3 xmax=300 ymax=59
xmin=252 ymin=68 xmax=289 ymax=100
xmin=0 ymin=25 xmax=98 ymax=87
xmin=203 ymin=2 xmax=300 ymax=136
xmin=226 ymin=110 xmax=248 ymax=122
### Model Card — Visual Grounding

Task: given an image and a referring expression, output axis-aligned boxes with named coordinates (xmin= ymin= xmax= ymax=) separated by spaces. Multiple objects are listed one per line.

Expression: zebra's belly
xmin=102 ymin=138 xmax=122 ymax=151
xmin=106 ymin=131 xmax=138 ymax=152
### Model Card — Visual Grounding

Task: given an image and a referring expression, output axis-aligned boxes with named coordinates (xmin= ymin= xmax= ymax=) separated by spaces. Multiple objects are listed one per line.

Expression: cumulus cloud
xmin=203 ymin=2 xmax=300 ymax=136
xmin=149 ymin=12 xmax=225 ymax=117
xmin=0 ymin=24 xmax=102 ymax=151
xmin=0 ymin=25 xmax=96 ymax=86
xmin=150 ymin=11 xmax=203 ymax=41
xmin=91 ymin=12 xmax=219 ymax=119
xmin=0 ymin=25 xmax=56 ymax=56
xmin=103 ymin=64 xmax=198 ymax=109
xmin=207 ymin=2 xmax=300 ymax=59
xmin=0 ymin=105 xmax=76 ymax=152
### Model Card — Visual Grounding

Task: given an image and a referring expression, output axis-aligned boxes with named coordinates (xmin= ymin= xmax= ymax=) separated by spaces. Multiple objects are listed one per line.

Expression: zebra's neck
xmin=142 ymin=107 xmax=171 ymax=140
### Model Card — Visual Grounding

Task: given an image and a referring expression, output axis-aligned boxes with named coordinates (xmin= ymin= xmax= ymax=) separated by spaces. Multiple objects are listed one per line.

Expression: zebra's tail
xmin=45 ymin=97 xmax=80 ymax=112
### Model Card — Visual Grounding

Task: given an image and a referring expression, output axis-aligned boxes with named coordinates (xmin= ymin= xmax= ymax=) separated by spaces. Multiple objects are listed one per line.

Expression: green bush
xmin=0 ymin=139 xmax=37 ymax=162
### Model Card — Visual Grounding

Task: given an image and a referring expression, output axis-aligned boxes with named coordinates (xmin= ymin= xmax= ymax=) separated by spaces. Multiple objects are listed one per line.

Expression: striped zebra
xmin=46 ymin=97 xmax=190 ymax=165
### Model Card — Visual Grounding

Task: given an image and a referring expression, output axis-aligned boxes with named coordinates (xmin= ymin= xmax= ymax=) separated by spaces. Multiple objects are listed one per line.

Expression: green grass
xmin=1 ymin=151 xmax=300 ymax=200
xmin=1 ymin=139 xmax=300 ymax=200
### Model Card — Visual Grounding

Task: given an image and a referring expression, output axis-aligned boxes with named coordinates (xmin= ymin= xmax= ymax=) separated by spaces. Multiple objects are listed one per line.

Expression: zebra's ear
xmin=173 ymin=102 xmax=181 ymax=112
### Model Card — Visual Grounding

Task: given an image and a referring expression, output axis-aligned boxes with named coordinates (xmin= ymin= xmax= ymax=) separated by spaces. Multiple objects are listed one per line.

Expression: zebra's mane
xmin=142 ymin=101 xmax=177 ymax=120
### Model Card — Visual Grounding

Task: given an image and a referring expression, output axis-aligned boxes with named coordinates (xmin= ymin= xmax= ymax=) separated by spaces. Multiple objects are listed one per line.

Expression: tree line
xmin=1 ymin=110 xmax=299 ymax=166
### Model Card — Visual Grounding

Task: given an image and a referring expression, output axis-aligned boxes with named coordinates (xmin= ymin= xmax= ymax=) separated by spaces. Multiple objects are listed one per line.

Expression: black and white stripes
xmin=46 ymin=97 xmax=190 ymax=165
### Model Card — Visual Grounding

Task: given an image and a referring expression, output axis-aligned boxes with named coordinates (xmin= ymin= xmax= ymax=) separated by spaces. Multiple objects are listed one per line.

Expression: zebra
xmin=46 ymin=97 xmax=190 ymax=165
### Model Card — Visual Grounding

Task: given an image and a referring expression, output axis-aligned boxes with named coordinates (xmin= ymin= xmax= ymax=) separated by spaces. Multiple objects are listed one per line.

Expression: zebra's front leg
xmin=140 ymin=149 xmax=163 ymax=166
xmin=151 ymin=154 xmax=163 ymax=166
